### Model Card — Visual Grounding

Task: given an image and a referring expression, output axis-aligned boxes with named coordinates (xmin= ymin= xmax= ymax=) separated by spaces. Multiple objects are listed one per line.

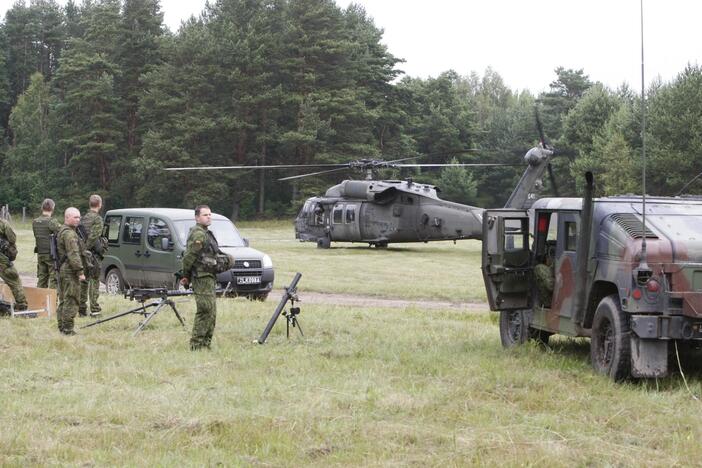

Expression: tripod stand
xmin=282 ymin=306 xmax=303 ymax=338
xmin=81 ymin=292 xmax=187 ymax=336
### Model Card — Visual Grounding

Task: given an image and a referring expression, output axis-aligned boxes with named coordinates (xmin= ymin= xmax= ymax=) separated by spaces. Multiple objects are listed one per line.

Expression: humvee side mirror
xmin=243 ymin=238 xmax=250 ymax=247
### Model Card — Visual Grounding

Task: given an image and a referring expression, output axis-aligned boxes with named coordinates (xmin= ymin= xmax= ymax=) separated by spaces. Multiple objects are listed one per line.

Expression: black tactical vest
xmin=33 ymin=216 xmax=54 ymax=254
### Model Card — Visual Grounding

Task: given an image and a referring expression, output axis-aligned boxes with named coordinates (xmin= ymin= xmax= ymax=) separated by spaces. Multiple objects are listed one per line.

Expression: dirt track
xmin=19 ymin=274 xmax=487 ymax=311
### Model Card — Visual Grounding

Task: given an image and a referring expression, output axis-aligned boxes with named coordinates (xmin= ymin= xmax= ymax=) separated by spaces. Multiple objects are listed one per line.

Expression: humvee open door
xmin=481 ymin=210 xmax=531 ymax=311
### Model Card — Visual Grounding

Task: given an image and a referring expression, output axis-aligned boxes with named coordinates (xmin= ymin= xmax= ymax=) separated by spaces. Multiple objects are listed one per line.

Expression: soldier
xmin=0 ymin=218 xmax=28 ymax=311
xmin=534 ymin=247 xmax=555 ymax=308
xmin=56 ymin=207 xmax=86 ymax=335
xmin=32 ymin=198 xmax=61 ymax=289
xmin=180 ymin=205 xmax=219 ymax=350
xmin=79 ymin=194 xmax=104 ymax=317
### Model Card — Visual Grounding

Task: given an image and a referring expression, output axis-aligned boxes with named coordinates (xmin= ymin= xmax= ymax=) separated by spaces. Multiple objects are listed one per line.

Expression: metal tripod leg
xmin=167 ymin=299 xmax=186 ymax=327
xmin=285 ymin=315 xmax=303 ymax=338
xmin=81 ymin=302 xmax=153 ymax=329
xmin=132 ymin=298 xmax=186 ymax=336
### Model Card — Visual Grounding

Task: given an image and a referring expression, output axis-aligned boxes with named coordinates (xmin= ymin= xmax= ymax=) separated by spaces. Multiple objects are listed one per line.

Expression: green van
xmin=100 ymin=208 xmax=274 ymax=300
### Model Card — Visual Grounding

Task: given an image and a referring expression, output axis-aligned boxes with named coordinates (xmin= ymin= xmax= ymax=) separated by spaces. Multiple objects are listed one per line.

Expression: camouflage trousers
xmin=0 ymin=255 xmax=28 ymax=309
xmin=58 ymin=270 xmax=81 ymax=334
xmin=190 ymin=275 xmax=217 ymax=350
xmin=79 ymin=262 xmax=101 ymax=314
xmin=534 ymin=263 xmax=555 ymax=308
xmin=36 ymin=254 xmax=57 ymax=289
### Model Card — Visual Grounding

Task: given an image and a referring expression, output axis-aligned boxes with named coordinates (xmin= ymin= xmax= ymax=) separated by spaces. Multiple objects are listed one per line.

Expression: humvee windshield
xmin=173 ymin=219 xmax=246 ymax=247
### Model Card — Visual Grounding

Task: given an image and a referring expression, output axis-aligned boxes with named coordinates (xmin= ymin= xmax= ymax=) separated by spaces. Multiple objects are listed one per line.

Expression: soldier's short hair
xmin=89 ymin=194 xmax=102 ymax=208
xmin=41 ymin=198 xmax=55 ymax=212
xmin=195 ymin=205 xmax=211 ymax=216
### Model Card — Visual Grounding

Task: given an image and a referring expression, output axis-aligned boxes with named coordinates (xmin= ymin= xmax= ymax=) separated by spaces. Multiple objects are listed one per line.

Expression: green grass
xmin=2 ymin=220 xmax=702 ymax=465
xmin=236 ymin=221 xmax=486 ymax=302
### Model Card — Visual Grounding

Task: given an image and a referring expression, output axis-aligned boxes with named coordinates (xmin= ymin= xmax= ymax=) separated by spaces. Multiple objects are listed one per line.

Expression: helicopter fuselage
xmin=294 ymin=179 xmax=484 ymax=248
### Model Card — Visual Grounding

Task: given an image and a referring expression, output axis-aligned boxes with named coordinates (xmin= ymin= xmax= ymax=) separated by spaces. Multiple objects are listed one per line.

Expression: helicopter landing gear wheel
xmin=317 ymin=235 xmax=331 ymax=249
xmin=375 ymin=241 xmax=388 ymax=249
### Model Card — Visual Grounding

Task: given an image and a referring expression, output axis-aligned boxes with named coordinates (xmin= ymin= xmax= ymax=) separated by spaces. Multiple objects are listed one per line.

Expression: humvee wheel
xmin=499 ymin=310 xmax=529 ymax=347
xmin=105 ymin=268 xmax=125 ymax=295
xmin=591 ymin=295 xmax=631 ymax=381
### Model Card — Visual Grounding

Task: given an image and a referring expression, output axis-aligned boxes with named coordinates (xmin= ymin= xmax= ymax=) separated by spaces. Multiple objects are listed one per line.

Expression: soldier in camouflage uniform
xmin=0 ymin=218 xmax=28 ymax=311
xmin=79 ymin=194 xmax=104 ymax=317
xmin=180 ymin=205 xmax=218 ymax=350
xmin=56 ymin=208 xmax=86 ymax=335
xmin=32 ymin=198 xmax=61 ymax=289
xmin=534 ymin=250 xmax=555 ymax=308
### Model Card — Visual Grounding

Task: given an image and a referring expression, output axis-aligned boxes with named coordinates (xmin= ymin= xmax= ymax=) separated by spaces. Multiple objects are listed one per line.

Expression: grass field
xmin=2 ymin=219 xmax=702 ymax=465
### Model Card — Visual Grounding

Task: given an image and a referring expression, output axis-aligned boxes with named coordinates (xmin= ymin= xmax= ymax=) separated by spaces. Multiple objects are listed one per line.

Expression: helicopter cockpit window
xmin=345 ymin=206 xmax=356 ymax=223
xmin=332 ymin=205 xmax=343 ymax=224
xmin=312 ymin=205 xmax=325 ymax=226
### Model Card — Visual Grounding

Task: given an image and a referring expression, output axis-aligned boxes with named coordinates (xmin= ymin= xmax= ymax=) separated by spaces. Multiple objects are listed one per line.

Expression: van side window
xmin=105 ymin=216 xmax=122 ymax=245
xmin=147 ymin=217 xmax=172 ymax=251
xmin=122 ymin=217 xmax=144 ymax=244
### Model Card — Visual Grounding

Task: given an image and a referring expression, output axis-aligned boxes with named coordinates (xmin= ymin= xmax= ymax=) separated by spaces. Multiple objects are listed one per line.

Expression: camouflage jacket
xmin=32 ymin=214 xmax=61 ymax=255
xmin=81 ymin=211 xmax=104 ymax=252
xmin=57 ymin=225 xmax=85 ymax=274
xmin=182 ymin=224 xmax=217 ymax=279
xmin=0 ymin=219 xmax=17 ymax=245
xmin=0 ymin=219 xmax=18 ymax=262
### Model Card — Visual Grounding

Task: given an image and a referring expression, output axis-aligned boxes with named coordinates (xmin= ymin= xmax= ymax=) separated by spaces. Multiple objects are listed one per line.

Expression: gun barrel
xmin=257 ymin=272 xmax=302 ymax=344
xmin=125 ymin=288 xmax=194 ymax=301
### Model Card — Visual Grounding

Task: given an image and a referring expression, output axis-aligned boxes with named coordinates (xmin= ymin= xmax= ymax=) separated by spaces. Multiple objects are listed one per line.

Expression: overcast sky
xmin=2 ymin=0 xmax=700 ymax=93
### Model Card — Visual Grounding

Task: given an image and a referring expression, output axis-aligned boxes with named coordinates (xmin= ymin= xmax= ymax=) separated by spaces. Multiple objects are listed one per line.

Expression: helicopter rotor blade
xmin=394 ymin=163 xmax=520 ymax=168
xmin=383 ymin=156 xmax=423 ymax=165
xmin=278 ymin=167 xmax=350 ymax=181
xmin=163 ymin=163 xmax=348 ymax=171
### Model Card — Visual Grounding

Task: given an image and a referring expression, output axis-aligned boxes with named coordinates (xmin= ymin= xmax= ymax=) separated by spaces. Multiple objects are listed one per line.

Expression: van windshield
xmin=173 ymin=219 xmax=246 ymax=247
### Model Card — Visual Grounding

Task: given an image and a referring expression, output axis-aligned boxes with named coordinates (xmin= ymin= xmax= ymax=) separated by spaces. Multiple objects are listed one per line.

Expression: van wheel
xmin=591 ymin=295 xmax=631 ymax=381
xmin=317 ymin=235 xmax=331 ymax=249
xmin=105 ymin=268 xmax=125 ymax=294
xmin=499 ymin=310 xmax=529 ymax=347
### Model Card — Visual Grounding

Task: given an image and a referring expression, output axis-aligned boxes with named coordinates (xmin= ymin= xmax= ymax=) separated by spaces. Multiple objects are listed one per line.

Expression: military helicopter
xmin=164 ymin=144 xmax=557 ymax=248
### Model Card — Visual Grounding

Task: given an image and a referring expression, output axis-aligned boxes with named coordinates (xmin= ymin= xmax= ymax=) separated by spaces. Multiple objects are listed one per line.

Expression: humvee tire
xmin=590 ymin=294 xmax=632 ymax=381
xmin=499 ymin=310 xmax=529 ymax=347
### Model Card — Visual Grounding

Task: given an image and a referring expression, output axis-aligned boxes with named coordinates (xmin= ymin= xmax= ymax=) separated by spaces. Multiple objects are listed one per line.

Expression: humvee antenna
xmin=638 ymin=0 xmax=649 ymax=271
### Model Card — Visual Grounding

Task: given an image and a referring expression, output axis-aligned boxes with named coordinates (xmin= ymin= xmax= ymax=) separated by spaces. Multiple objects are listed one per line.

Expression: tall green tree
xmin=53 ymin=0 xmax=123 ymax=201
xmin=3 ymin=72 xmax=57 ymax=207
xmin=647 ymin=65 xmax=702 ymax=195
xmin=4 ymin=0 xmax=65 ymax=105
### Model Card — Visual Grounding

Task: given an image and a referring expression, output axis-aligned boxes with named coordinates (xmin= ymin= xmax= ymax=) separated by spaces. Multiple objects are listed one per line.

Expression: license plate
xmin=236 ymin=276 xmax=261 ymax=285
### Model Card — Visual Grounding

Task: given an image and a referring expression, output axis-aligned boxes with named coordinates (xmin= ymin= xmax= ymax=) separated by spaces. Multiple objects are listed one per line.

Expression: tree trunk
xmin=230 ymin=199 xmax=240 ymax=222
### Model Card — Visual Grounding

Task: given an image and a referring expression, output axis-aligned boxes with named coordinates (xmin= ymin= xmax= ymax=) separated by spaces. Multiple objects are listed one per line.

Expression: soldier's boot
xmin=78 ymin=308 xmax=88 ymax=317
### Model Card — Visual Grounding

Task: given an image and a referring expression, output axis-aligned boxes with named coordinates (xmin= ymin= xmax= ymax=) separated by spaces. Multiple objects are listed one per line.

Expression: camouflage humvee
xmin=482 ymin=173 xmax=702 ymax=380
